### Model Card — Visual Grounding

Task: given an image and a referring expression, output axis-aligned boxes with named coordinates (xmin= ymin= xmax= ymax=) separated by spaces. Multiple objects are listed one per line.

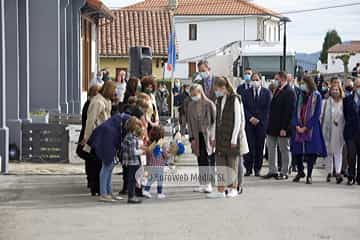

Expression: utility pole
xmin=280 ymin=16 xmax=291 ymax=72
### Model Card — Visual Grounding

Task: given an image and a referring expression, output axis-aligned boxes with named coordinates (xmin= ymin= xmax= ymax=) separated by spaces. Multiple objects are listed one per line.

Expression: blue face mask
xmin=273 ymin=80 xmax=279 ymax=88
xmin=215 ymin=90 xmax=224 ymax=98
xmin=200 ymin=72 xmax=209 ymax=80
xmin=357 ymin=89 xmax=360 ymax=96
xmin=244 ymin=74 xmax=251 ymax=82
xmin=321 ymin=86 xmax=328 ymax=92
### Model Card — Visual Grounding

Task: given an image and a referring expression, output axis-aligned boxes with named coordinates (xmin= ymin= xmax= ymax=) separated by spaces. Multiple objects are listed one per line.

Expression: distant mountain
xmin=296 ymin=52 xmax=320 ymax=64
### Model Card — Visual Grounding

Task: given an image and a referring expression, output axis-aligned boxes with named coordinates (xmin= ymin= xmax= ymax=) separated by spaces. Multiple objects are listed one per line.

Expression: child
xmin=122 ymin=117 xmax=146 ymax=204
xmin=143 ymin=126 xmax=169 ymax=199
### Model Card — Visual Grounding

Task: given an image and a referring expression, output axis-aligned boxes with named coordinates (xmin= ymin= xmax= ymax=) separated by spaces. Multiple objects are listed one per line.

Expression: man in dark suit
xmin=243 ymin=73 xmax=271 ymax=176
xmin=192 ymin=60 xmax=216 ymax=101
xmin=264 ymin=71 xmax=296 ymax=180
xmin=236 ymin=67 xmax=253 ymax=98
xmin=343 ymin=78 xmax=360 ymax=185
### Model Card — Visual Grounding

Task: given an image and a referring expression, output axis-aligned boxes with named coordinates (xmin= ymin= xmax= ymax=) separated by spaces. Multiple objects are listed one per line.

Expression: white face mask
xmin=300 ymin=83 xmax=309 ymax=92
xmin=215 ymin=90 xmax=225 ymax=98
xmin=191 ymin=95 xmax=201 ymax=102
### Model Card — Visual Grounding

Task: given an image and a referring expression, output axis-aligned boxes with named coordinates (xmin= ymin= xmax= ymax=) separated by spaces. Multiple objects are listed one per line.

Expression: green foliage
xmin=319 ymin=30 xmax=342 ymax=64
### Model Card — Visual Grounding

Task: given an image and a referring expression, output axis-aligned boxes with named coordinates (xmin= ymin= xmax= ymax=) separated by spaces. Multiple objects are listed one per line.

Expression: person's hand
xmin=250 ymin=117 xmax=260 ymax=126
xmin=80 ymin=138 xmax=88 ymax=146
xmin=280 ymin=130 xmax=287 ymax=137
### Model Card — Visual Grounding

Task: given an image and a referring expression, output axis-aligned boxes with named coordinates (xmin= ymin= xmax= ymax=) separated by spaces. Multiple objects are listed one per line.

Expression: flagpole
xmin=170 ymin=10 xmax=175 ymax=123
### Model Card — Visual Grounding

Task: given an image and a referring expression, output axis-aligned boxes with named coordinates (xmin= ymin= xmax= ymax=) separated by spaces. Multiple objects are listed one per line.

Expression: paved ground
xmin=0 ymin=168 xmax=359 ymax=240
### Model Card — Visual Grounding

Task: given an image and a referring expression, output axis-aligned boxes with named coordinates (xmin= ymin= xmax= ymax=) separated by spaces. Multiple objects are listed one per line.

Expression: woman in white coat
xmin=321 ymin=84 xmax=345 ymax=184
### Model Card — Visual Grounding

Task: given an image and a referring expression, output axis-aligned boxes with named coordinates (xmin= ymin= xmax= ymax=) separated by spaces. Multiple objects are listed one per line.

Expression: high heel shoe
xmin=336 ymin=175 xmax=343 ymax=184
xmin=293 ymin=172 xmax=305 ymax=182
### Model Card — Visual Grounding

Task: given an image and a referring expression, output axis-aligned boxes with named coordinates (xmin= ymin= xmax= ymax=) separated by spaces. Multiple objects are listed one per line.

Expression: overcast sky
xmin=102 ymin=0 xmax=360 ymax=53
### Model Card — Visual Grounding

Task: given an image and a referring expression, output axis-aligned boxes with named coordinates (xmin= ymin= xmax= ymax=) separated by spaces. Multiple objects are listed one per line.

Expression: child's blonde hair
xmin=126 ymin=117 xmax=144 ymax=137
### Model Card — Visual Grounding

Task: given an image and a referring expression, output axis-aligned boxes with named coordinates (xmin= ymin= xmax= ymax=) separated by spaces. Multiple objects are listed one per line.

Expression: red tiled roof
xmin=328 ymin=41 xmax=360 ymax=53
xmin=98 ymin=10 xmax=172 ymax=57
xmin=123 ymin=0 xmax=280 ymax=17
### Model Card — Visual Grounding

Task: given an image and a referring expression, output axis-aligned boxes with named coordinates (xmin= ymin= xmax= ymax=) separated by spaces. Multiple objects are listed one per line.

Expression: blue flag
xmin=166 ymin=31 xmax=176 ymax=72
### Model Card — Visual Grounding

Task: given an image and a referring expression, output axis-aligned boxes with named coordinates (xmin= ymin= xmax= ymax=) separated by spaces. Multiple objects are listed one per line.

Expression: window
xmin=188 ymin=62 xmax=197 ymax=78
xmin=189 ymin=24 xmax=197 ymax=41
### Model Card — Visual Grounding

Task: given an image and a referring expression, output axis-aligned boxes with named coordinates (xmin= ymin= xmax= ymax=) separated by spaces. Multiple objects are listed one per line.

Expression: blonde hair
xmin=126 ymin=117 xmax=144 ymax=137
xmin=214 ymin=76 xmax=236 ymax=95
xmin=330 ymin=84 xmax=345 ymax=99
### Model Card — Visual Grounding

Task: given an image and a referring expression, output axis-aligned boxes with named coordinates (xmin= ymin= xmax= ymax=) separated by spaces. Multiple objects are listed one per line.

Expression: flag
xmin=166 ymin=31 xmax=176 ymax=72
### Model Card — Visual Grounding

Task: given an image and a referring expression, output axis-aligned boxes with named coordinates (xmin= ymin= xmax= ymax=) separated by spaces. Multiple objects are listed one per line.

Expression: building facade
xmin=0 ymin=0 xmax=113 ymax=173
xmin=124 ymin=0 xmax=282 ymax=79
xmin=317 ymin=41 xmax=360 ymax=74
xmin=98 ymin=9 xmax=172 ymax=80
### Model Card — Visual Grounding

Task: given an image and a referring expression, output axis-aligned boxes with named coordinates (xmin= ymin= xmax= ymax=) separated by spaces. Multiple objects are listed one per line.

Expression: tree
xmin=336 ymin=53 xmax=355 ymax=79
xmin=319 ymin=30 xmax=342 ymax=64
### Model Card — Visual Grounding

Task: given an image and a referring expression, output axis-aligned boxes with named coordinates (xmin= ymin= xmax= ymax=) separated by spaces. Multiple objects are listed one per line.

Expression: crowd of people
xmin=76 ymin=61 xmax=360 ymax=203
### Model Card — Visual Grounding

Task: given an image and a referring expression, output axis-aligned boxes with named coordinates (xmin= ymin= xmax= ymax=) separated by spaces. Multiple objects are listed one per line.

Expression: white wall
xmin=326 ymin=52 xmax=360 ymax=74
xmin=174 ymin=15 xmax=259 ymax=79
xmin=173 ymin=15 xmax=280 ymax=79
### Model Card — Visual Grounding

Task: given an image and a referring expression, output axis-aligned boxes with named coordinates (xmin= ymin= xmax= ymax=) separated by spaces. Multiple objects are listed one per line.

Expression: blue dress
xmin=290 ymin=91 xmax=327 ymax=157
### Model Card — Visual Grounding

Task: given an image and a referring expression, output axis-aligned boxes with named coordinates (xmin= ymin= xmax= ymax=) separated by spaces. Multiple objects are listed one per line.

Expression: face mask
xmin=300 ymin=84 xmax=308 ymax=92
xmin=175 ymin=82 xmax=180 ymax=87
xmin=144 ymin=88 xmax=153 ymax=94
xmin=185 ymin=89 xmax=190 ymax=94
xmin=251 ymin=81 xmax=260 ymax=89
xmin=357 ymin=89 xmax=360 ymax=96
xmin=345 ymin=86 xmax=353 ymax=92
xmin=331 ymin=91 xmax=340 ymax=98
xmin=136 ymin=83 xmax=142 ymax=92
xmin=321 ymin=86 xmax=328 ymax=92
xmin=244 ymin=74 xmax=251 ymax=82
xmin=200 ymin=72 xmax=209 ymax=80
xmin=273 ymin=80 xmax=279 ymax=88
xmin=191 ymin=95 xmax=200 ymax=102
xmin=215 ymin=90 xmax=224 ymax=98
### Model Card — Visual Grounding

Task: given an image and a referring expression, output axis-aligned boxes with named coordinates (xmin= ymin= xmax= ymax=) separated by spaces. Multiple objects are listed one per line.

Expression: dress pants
xmin=266 ymin=136 xmax=290 ymax=175
xmin=197 ymin=132 xmax=215 ymax=185
xmin=244 ymin=125 xmax=266 ymax=174
xmin=295 ymin=154 xmax=317 ymax=177
xmin=128 ymin=165 xmax=140 ymax=199
xmin=347 ymin=135 xmax=360 ymax=180
xmin=87 ymin=153 xmax=102 ymax=194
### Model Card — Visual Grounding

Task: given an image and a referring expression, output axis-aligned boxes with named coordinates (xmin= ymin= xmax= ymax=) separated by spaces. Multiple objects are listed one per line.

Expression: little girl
xmin=122 ymin=117 xmax=146 ymax=204
xmin=143 ymin=126 xmax=170 ymax=199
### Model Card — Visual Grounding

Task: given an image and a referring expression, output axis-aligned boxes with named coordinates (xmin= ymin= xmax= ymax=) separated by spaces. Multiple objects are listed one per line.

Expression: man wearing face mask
xmin=242 ymin=73 xmax=271 ymax=176
xmin=193 ymin=60 xmax=216 ymax=101
xmin=264 ymin=71 xmax=296 ymax=180
xmin=236 ymin=68 xmax=253 ymax=98
xmin=343 ymin=78 xmax=360 ymax=185
xmin=344 ymin=78 xmax=354 ymax=97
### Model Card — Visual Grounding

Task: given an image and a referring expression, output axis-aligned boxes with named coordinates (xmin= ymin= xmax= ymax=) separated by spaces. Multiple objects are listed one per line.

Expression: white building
xmin=317 ymin=41 xmax=360 ymax=74
xmin=124 ymin=0 xmax=284 ymax=79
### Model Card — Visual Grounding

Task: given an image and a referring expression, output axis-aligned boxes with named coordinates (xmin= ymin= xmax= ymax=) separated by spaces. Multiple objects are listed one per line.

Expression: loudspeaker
xmin=129 ymin=46 xmax=152 ymax=78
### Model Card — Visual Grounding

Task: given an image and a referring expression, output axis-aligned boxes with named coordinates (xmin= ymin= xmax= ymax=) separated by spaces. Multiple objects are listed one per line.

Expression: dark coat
xmin=76 ymin=100 xmax=96 ymax=161
xmin=236 ymin=82 xmax=251 ymax=98
xmin=290 ymin=91 xmax=327 ymax=157
xmin=267 ymin=84 xmax=296 ymax=137
xmin=243 ymin=87 xmax=271 ymax=132
xmin=343 ymin=93 xmax=360 ymax=141
xmin=87 ymin=113 xmax=131 ymax=165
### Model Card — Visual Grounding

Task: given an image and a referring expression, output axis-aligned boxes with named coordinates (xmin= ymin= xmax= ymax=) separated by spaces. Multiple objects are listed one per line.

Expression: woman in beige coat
xmin=187 ymin=84 xmax=216 ymax=193
xmin=81 ymin=81 xmax=117 ymax=197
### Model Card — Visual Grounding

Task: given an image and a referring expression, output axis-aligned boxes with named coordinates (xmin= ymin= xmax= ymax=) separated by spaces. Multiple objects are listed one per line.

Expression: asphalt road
xmin=0 ymin=169 xmax=359 ymax=240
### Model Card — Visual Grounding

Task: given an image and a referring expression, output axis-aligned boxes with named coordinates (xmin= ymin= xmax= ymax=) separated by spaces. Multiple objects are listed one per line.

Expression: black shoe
xmin=293 ymin=172 xmax=306 ymax=182
xmin=262 ymin=173 xmax=278 ymax=179
xmin=347 ymin=177 xmax=355 ymax=185
xmin=336 ymin=175 xmax=343 ymax=184
xmin=276 ymin=173 xmax=288 ymax=180
xmin=254 ymin=171 xmax=260 ymax=177
xmin=326 ymin=173 xmax=331 ymax=183
xmin=237 ymin=186 xmax=243 ymax=194
xmin=128 ymin=198 xmax=142 ymax=204
xmin=244 ymin=172 xmax=251 ymax=177
xmin=306 ymin=177 xmax=312 ymax=184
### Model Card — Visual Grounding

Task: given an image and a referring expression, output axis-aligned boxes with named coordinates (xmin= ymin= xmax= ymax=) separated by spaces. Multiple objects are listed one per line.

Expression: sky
xmin=102 ymin=0 xmax=360 ymax=53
